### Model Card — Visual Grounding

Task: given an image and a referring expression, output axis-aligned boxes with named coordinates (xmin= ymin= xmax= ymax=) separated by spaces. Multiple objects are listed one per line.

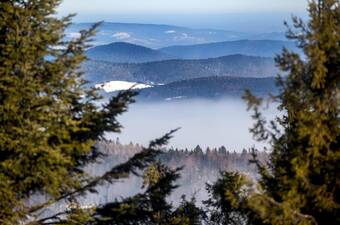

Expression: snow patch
xmin=165 ymin=30 xmax=176 ymax=34
xmin=95 ymin=81 xmax=152 ymax=93
xmin=173 ymin=33 xmax=196 ymax=41
xmin=112 ymin=32 xmax=131 ymax=40
xmin=181 ymin=33 xmax=189 ymax=38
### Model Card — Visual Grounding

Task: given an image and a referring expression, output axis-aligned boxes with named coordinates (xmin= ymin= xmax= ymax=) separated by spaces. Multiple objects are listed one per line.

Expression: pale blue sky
xmin=58 ymin=0 xmax=308 ymax=32
xmin=59 ymin=0 xmax=306 ymax=14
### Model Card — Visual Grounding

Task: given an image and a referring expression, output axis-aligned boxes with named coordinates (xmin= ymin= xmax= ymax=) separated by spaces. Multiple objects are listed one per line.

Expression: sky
xmin=58 ymin=0 xmax=308 ymax=32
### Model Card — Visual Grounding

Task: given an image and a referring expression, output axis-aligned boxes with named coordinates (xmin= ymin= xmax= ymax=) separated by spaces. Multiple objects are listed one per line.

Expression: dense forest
xmin=159 ymin=40 xmax=300 ymax=59
xmin=82 ymin=55 xmax=277 ymax=84
xmin=86 ymin=42 xmax=176 ymax=63
xmin=92 ymin=141 xmax=268 ymax=204
xmin=136 ymin=76 xmax=277 ymax=100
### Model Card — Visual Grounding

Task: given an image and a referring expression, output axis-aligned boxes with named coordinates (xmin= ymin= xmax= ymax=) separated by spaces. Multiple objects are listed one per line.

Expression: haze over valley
xmin=107 ymin=98 xmax=277 ymax=151
xmin=69 ymin=22 xmax=288 ymax=152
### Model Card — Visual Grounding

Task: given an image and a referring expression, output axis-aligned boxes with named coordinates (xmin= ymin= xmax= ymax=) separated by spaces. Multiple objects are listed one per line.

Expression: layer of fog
xmin=35 ymin=98 xmax=278 ymax=215
xmin=107 ymin=97 xmax=278 ymax=152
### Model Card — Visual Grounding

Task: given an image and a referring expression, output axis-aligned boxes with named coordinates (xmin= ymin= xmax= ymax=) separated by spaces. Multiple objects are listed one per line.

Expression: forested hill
xmin=137 ymin=76 xmax=277 ymax=100
xmin=160 ymin=39 xmax=299 ymax=59
xmin=82 ymin=54 xmax=278 ymax=84
xmin=86 ymin=42 xmax=176 ymax=63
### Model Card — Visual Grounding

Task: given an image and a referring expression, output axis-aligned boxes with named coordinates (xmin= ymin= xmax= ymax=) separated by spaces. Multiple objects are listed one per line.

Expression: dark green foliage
xmin=0 ymin=0 xmax=180 ymax=224
xmin=0 ymin=0 xmax=112 ymax=222
xmin=204 ymin=171 xmax=264 ymax=225
xmin=91 ymin=163 xmax=203 ymax=225
xmin=31 ymin=131 xmax=177 ymax=225
xmin=204 ymin=172 xmax=247 ymax=225
xmin=170 ymin=196 xmax=204 ymax=225
xmin=235 ymin=0 xmax=340 ymax=224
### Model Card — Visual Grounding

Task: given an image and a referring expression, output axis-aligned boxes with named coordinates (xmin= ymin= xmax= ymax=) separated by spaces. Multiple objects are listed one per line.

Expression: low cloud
xmin=112 ymin=32 xmax=131 ymax=40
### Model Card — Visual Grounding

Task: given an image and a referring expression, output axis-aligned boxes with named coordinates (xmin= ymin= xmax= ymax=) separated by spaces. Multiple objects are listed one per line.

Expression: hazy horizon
xmin=58 ymin=0 xmax=308 ymax=33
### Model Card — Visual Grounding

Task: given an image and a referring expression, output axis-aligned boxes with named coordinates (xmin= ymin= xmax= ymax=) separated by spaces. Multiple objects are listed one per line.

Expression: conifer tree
xmin=232 ymin=0 xmax=340 ymax=224
xmin=0 ymin=0 xmax=176 ymax=224
xmin=92 ymin=162 xmax=203 ymax=225
xmin=204 ymin=171 xmax=264 ymax=225
xmin=170 ymin=196 xmax=203 ymax=225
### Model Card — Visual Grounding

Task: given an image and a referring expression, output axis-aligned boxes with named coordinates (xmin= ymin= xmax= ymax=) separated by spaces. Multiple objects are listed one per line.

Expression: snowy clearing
xmin=95 ymin=81 xmax=152 ymax=92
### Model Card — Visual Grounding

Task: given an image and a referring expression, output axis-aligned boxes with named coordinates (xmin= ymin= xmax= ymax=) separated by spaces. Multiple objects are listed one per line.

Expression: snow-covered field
xmin=95 ymin=81 xmax=152 ymax=92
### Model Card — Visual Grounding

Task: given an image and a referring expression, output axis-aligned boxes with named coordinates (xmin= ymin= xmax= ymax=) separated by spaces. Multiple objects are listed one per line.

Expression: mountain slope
xmin=82 ymin=54 xmax=278 ymax=84
xmin=137 ymin=76 xmax=277 ymax=100
xmin=86 ymin=42 xmax=175 ymax=63
xmin=160 ymin=40 xmax=299 ymax=59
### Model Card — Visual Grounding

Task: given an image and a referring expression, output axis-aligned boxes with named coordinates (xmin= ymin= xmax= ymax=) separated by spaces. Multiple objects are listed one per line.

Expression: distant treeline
xmin=97 ymin=140 xmax=268 ymax=173
xmin=96 ymin=140 xmax=269 ymax=203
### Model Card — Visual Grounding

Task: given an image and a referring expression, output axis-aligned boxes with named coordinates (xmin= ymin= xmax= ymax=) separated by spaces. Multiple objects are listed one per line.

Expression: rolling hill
xmin=160 ymin=40 xmax=299 ymax=59
xmin=86 ymin=42 xmax=175 ymax=63
xmin=82 ymin=54 xmax=278 ymax=84
xmin=137 ymin=76 xmax=277 ymax=100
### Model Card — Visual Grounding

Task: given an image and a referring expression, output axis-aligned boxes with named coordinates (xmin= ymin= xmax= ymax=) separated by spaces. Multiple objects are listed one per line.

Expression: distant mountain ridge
xmin=86 ymin=42 xmax=175 ymax=63
xmin=82 ymin=54 xmax=278 ymax=84
xmin=137 ymin=76 xmax=277 ymax=100
xmin=67 ymin=22 xmax=286 ymax=48
xmin=85 ymin=39 xmax=297 ymax=63
xmin=160 ymin=39 xmax=300 ymax=59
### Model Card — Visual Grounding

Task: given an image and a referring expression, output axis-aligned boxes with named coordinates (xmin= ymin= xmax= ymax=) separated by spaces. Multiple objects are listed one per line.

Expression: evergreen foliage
xmin=0 ymin=0 xmax=177 ymax=224
xmin=92 ymin=163 xmax=203 ymax=225
xmin=235 ymin=0 xmax=340 ymax=224
xmin=204 ymin=171 xmax=269 ymax=225
xmin=204 ymin=172 xmax=251 ymax=225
